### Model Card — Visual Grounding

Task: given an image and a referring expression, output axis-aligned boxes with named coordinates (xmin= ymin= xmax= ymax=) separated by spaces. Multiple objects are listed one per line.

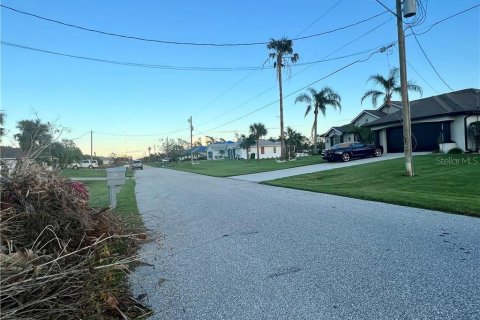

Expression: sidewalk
xmin=229 ymin=152 xmax=429 ymax=182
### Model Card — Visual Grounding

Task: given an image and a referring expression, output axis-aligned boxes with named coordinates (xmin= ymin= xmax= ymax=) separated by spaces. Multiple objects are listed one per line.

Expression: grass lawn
xmin=83 ymin=179 xmax=142 ymax=230
xmin=263 ymin=154 xmax=480 ymax=217
xmin=147 ymin=156 xmax=324 ymax=177
xmin=61 ymin=167 xmax=134 ymax=178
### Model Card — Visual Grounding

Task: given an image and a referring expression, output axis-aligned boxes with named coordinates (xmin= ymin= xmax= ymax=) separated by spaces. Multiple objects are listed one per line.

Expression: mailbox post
xmin=106 ymin=167 xmax=126 ymax=209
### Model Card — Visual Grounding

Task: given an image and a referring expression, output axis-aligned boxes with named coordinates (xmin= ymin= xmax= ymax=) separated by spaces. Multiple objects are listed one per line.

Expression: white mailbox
xmin=106 ymin=167 xmax=126 ymax=208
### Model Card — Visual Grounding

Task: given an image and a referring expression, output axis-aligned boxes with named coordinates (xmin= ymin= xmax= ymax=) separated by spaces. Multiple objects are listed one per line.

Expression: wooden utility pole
xmin=90 ymin=130 xmax=93 ymax=163
xmin=396 ymin=0 xmax=414 ymax=177
xmin=188 ymin=116 xmax=194 ymax=165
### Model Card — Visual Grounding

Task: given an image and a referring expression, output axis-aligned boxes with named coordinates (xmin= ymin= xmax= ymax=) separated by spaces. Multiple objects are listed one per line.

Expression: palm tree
xmin=249 ymin=123 xmax=268 ymax=160
xmin=0 ymin=112 xmax=5 ymax=142
xmin=239 ymin=134 xmax=255 ymax=161
xmin=361 ymin=67 xmax=422 ymax=108
xmin=295 ymin=87 xmax=341 ymax=154
xmin=267 ymin=37 xmax=299 ymax=160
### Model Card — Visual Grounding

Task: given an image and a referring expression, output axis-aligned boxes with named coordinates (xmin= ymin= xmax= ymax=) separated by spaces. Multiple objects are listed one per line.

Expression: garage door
xmin=387 ymin=122 xmax=448 ymax=153
xmin=386 ymin=126 xmax=403 ymax=153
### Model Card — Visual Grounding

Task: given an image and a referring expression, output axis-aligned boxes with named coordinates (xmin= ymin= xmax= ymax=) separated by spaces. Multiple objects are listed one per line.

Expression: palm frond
xmin=406 ymin=81 xmax=423 ymax=97
xmin=304 ymin=105 xmax=312 ymax=118
xmin=361 ymin=90 xmax=384 ymax=107
xmin=295 ymin=93 xmax=311 ymax=104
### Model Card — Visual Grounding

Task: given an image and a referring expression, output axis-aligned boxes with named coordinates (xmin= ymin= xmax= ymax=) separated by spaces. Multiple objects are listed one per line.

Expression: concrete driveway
xmin=230 ymin=153 xmax=428 ymax=182
xmin=130 ymin=167 xmax=479 ymax=320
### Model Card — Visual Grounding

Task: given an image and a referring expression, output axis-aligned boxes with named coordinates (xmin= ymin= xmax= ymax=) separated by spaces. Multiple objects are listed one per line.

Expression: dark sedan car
xmin=322 ymin=142 xmax=383 ymax=162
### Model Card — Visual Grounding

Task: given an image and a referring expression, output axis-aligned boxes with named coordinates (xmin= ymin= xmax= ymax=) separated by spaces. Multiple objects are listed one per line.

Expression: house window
xmin=273 ymin=146 xmax=276 ymax=153
xmin=261 ymin=147 xmax=265 ymax=154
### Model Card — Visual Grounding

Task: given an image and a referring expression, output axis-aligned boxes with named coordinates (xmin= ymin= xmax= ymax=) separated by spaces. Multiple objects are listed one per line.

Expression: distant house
xmin=207 ymin=139 xmax=282 ymax=160
xmin=206 ymin=141 xmax=234 ymax=160
xmin=250 ymin=140 xmax=281 ymax=159
xmin=364 ymin=88 xmax=480 ymax=153
xmin=227 ymin=139 xmax=281 ymax=160
xmin=183 ymin=145 xmax=208 ymax=160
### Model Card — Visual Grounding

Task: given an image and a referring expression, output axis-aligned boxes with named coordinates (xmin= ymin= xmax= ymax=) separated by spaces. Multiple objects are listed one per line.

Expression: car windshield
xmin=332 ymin=143 xmax=350 ymax=149
xmin=133 ymin=160 xmax=141 ymax=164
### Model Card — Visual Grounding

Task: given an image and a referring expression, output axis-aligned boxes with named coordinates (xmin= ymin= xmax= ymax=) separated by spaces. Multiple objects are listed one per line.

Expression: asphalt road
xmin=131 ymin=166 xmax=479 ymax=320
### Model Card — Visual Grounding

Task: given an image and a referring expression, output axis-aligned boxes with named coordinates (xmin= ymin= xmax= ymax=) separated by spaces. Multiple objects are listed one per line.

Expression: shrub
xmin=447 ymin=148 xmax=463 ymax=154
xmin=250 ymin=153 xmax=256 ymax=160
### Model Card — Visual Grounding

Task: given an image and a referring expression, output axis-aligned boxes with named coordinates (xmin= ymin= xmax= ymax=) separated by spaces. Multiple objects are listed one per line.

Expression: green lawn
xmin=61 ymin=167 xmax=134 ymax=178
xmin=147 ymin=156 xmax=324 ymax=177
xmin=61 ymin=168 xmax=107 ymax=177
xmin=83 ymin=179 xmax=142 ymax=230
xmin=263 ymin=154 xmax=480 ymax=217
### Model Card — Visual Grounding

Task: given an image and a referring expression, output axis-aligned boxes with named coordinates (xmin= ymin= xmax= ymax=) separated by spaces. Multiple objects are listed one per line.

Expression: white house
xmin=209 ymin=139 xmax=282 ymax=160
xmin=248 ymin=140 xmax=282 ymax=159
xmin=206 ymin=141 xmax=234 ymax=160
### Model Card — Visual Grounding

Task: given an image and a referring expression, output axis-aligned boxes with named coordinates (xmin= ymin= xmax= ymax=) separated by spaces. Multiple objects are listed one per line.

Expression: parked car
xmin=131 ymin=160 xmax=143 ymax=170
xmin=322 ymin=142 xmax=383 ymax=162
xmin=161 ymin=158 xmax=170 ymax=162
xmin=71 ymin=159 xmax=99 ymax=169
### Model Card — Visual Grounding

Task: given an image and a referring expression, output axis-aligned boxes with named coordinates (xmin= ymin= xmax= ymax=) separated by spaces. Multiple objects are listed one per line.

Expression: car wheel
xmin=73 ymin=165 xmax=78 ymax=170
xmin=341 ymin=152 xmax=351 ymax=162
xmin=373 ymin=148 xmax=383 ymax=157
xmin=89 ymin=165 xmax=93 ymax=169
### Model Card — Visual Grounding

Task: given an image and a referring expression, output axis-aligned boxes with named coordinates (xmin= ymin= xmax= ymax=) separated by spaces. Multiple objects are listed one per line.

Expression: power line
xmin=0 ymin=40 xmax=391 ymax=72
xmin=194 ymin=19 xmax=394 ymax=130
xmin=196 ymin=48 xmax=389 ymax=136
xmin=191 ymin=0 xmax=348 ymax=117
xmin=294 ymin=0 xmax=344 ymax=37
xmin=196 ymin=0 xmax=478 ymax=134
xmin=410 ymin=30 xmax=454 ymax=91
xmin=406 ymin=61 xmax=441 ymax=94
xmin=414 ymin=4 xmax=479 ymax=35
xmin=0 ymin=4 xmax=387 ymax=47
xmin=0 ymin=42 xmax=263 ymax=71
xmin=373 ymin=0 xmax=399 ymax=19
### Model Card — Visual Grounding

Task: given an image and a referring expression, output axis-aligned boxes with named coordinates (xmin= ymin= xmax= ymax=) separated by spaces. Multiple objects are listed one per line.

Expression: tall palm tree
xmin=361 ymin=67 xmax=422 ymax=108
xmin=249 ymin=123 xmax=267 ymax=160
xmin=267 ymin=37 xmax=299 ymax=160
xmin=295 ymin=87 xmax=341 ymax=154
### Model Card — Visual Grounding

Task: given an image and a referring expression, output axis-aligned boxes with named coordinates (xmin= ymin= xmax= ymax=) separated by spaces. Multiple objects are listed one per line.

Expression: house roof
xmin=227 ymin=139 xmax=281 ymax=148
xmin=322 ymin=124 xmax=351 ymax=136
xmin=350 ymin=109 xmax=387 ymax=125
xmin=365 ymin=88 xmax=480 ymax=128
xmin=363 ymin=109 xmax=388 ymax=118
xmin=184 ymin=145 xmax=208 ymax=154
xmin=251 ymin=139 xmax=281 ymax=147
xmin=377 ymin=101 xmax=402 ymax=113
xmin=0 ymin=146 xmax=22 ymax=159
xmin=207 ymin=142 xmax=234 ymax=151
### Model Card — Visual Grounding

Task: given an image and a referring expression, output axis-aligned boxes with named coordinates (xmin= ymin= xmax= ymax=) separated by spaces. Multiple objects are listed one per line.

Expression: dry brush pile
xmin=0 ymin=164 xmax=151 ymax=319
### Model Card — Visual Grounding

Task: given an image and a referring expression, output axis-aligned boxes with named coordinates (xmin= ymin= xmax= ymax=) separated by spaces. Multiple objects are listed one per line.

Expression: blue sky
xmin=2 ymin=0 xmax=479 ymax=157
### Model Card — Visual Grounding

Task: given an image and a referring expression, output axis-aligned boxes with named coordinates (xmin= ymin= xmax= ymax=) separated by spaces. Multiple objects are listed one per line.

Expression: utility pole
xmin=188 ymin=116 xmax=194 ymax=165
xmin=396 ymin=0 xmax=415 ymax=177
xmin=90 ymin=130 xmax=93 ymax=163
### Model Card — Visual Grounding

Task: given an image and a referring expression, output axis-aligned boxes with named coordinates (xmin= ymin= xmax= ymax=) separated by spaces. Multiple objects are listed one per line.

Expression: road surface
xmin=130 ymin=166 xmax=479 ymax=320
